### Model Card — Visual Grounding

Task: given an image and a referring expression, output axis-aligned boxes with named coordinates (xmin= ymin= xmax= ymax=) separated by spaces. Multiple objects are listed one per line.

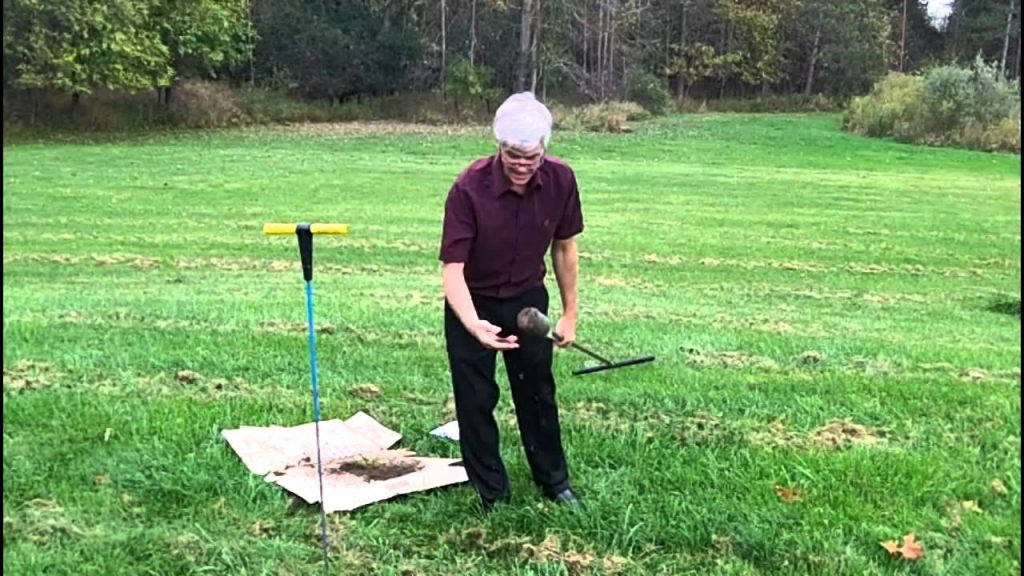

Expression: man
xmin=439 ymin=92 xmax=584 ymax=512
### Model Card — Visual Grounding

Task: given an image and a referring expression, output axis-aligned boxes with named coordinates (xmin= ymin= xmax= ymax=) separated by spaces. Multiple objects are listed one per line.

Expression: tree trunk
xmin=608 ymin=1 xmax=616 ymax=97
xmin=441 ymin=0 xmax=447 ymax=97
xmin=69 ymin=91 xmax=80 ymax=121
xmin=470 ymin=0 xmax=477 ymax=66
xmin=664 ymin=2 xmax=671 ymax=87
xmin=1015 ymin=27 xmax=1021 ymax=79
xmin=1001 ymin=0 xmax=1015 ymax=78
xmin=582 ymin=0 xmax=589 ymax=77
xmin=899 ymin=0 xmax=907 ymax=71
xmin=805 ymin=9 xmax=823 ymax=95
xmin=719 ymin=19 xmax=731 ymax=99
xmin=628 ymin=0 xmax=641 ymax=94
xmin=543 ymin=52 xmax=548 ymax=100
xmin=531 ymin=0 xmax=542 ymax=92
xmin=677 ymin=1 xmax=689 ymax=99
xmin=30 ymin=88 xmax=38 ymax=125
xmin=248 ymin=2 xmax=256 ymax=85
xmin=518 ymin=0 xmax=535 ymax=91
xmin=598 ymin=0 xmax=606 ymax=99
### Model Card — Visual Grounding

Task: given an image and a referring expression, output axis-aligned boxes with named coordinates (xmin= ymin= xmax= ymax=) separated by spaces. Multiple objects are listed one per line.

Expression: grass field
xmin=3 ymin=114 xmax=1021 ymax=575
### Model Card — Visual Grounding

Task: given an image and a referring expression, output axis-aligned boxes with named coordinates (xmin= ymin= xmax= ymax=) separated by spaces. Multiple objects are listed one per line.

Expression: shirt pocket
xmin=520 ymin=194 xmax=560 ymax=261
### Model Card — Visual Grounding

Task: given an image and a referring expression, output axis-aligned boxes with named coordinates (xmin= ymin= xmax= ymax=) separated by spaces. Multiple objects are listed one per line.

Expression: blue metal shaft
xmin=305 ymin=280 xmax=330 ymax=569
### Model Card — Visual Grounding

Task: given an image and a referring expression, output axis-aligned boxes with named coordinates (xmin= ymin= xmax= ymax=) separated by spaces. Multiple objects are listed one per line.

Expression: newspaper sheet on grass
xmin=222 ymin=412 xmax=467 ymax=512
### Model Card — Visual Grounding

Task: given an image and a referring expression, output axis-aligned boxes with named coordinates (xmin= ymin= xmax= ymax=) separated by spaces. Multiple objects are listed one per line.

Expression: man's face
xmin=499 ymin=143 xmax=544 ymax=189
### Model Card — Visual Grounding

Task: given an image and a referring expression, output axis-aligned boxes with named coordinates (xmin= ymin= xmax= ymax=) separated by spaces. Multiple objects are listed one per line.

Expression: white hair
xmin=493 ymin=91 xmax=552 ymax=150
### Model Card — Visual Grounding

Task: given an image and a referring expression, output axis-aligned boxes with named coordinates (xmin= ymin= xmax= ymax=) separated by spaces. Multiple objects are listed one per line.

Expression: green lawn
xmin=3 ymin=114 xmax=1021 ymax=575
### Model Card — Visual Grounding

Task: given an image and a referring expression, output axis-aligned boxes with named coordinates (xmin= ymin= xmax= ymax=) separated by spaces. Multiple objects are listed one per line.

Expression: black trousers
xmin=444 ymin=284 xmax=570 ymax=503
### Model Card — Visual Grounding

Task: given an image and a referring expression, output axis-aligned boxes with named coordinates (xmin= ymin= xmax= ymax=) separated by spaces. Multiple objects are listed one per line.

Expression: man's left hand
xmin=553 ymin=315 xmax=576 ymax=348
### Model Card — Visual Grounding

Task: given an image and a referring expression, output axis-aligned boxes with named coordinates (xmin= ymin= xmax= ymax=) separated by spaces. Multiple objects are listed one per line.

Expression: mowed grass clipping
xmin=3 ymin=114 xmax=1021 ymax=575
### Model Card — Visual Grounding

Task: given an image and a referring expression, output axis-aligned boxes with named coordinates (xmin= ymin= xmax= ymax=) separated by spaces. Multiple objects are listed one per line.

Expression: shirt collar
xmin=491 ymin=154 xmax=545 ymax=196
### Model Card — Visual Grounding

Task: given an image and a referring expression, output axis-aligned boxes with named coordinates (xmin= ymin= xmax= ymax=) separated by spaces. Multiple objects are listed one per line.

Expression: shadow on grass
xmin=987 ymin=298 xmax=1021 ymax=317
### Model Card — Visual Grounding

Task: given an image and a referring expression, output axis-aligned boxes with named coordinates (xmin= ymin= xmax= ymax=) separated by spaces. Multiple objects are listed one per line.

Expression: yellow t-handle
xmin=263 ymin=223 xmax=350 ymax=235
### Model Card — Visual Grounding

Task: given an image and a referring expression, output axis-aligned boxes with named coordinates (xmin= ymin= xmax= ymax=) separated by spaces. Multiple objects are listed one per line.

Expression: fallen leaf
xmin=602 ymin=555 xmax=630 ymax=574
xmin=963 ymin=369 xmax=987 ymax=381
xmin=961 ymin=500 xmax=983 ymax=514
xmin=945 ymin=501 xmax=964 ymax=534
xmin=988 ymin=536 xmax=1009 ymax=547
xmin=797 ymin=351 xmax=825 ymax=364
xmin=773 ymin=485 xmax=804 ymax=503
xmin=991 ymin=479 xmax=1009 ymax=495
xmin=899 ymin=533 xmax=925 ymax=560
xmin=712 ymin=534 xmax=734 ymax=555
xmin=881 ymin=533 xmax=924 ymax=561
xmin=103 ymin=428 xmax=113 ymax=442
xmin=348 ymin=384 xmax=381 ymax=399
xmin=176 ymin=370 xmax=202 ymax=384
xmin=94 ymin=474 xmax=110 ymax=486
xmin=249 ymin=520 xmax=275 ymax=537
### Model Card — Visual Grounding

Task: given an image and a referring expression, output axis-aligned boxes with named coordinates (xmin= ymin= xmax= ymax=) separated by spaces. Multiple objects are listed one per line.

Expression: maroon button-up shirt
xmin=439 ymin=154 xmax=584 ymax=298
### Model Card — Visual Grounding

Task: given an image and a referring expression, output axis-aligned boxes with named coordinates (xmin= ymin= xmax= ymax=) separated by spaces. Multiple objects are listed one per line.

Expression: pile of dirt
xmin=810 ymin=419 xmax=885 ymax=448
xmin=328 ymin=454 xmax=424 ymax=481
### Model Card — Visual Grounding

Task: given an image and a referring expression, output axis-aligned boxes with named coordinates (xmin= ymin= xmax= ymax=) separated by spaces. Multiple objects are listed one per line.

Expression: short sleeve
xmin=439 ymin=182 xmax=477 ymax=263
xmin=554 ymin=173 xmax=584 ymax=240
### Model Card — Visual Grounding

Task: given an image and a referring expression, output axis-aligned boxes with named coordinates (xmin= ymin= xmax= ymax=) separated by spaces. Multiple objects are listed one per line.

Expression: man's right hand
xmin=442 ymin=263 xmax=517 ymax=350
xmin=469 ymin=319 xmax=519 ymax=350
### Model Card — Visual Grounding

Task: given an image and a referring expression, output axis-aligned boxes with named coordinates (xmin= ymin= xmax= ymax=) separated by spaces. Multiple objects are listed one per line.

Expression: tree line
xmin=3 ymin=0 xmax=1020 ymax=107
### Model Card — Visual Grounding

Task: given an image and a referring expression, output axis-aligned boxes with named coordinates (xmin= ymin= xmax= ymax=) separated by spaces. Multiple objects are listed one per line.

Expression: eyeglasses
xmin=500 ymin=146 xmax=544 ymax=167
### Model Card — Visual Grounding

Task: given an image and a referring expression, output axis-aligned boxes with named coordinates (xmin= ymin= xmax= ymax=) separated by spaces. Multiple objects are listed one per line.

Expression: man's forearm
xmin=442 ymin=263 xmax=479 ymax=329
xmin=551 ymin=239 xmax=579 ymax=319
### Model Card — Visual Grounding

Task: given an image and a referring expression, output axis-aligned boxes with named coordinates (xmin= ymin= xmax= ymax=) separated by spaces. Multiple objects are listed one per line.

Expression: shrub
xmin=625 ymin=70 xmax=673 ymax=115
xmin=844 ymin=58 xmax=1020 ymax=153
xmin=843 ymin=73 xmax=922 ymax=138
xmin=557 ymin=101 xmax=651 ymax=133
xmin=169 ymin=81 xmax=247 ymax=128
xmin=680 ymin=94 xmax=838 ymax=114
xmin=445 ymin=58 xmax=501 ymax=119
xmin=919 ymin=65 xmax=973 ymax=134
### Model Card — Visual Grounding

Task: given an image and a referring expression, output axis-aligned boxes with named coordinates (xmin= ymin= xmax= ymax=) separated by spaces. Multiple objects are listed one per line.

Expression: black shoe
xmin=549 ymin=488 xmax=583 ymax=508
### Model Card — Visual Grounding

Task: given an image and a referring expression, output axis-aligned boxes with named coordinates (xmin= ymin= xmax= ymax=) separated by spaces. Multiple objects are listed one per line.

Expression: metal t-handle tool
xmin=263 ymin=221 xmax=348 ymax=571
xmin=549 ymin=330 xmax=614 ymax=365
xmin=516 ymin=307 xmax=655 ymax=376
